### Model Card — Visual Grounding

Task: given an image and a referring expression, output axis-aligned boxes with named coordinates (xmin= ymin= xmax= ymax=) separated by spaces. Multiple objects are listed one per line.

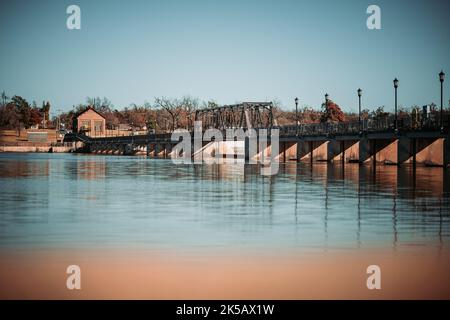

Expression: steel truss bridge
xmin=194 ymin=102 xmax=274 ymax=130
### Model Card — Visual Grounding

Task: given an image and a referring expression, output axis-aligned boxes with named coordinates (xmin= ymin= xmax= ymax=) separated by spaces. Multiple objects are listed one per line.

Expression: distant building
xmin=118 ymin=123 xmax=131 ymax=131
xmin=73 ymin=107 xmax=106 ymax=136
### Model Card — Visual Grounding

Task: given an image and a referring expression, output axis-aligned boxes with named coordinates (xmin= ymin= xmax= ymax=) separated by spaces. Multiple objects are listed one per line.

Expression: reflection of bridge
xmin=64 ymin=102 xmax=450 ymax=167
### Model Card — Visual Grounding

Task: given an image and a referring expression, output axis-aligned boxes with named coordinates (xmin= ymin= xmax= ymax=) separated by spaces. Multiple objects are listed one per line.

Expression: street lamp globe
xmin=295 ymin=97 xmax=298 ymax=105
xmin=439 ymin=70 xmax=445 ymax=83
xmin=357 ymin=88 xmax=362 ymax=97
xmin=393 ymin=78 xmax=399 ymax=88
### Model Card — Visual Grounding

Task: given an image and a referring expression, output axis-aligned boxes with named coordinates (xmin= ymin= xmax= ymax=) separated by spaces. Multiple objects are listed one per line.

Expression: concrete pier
xmin=272 ymin=135 xmax=450 ymax=167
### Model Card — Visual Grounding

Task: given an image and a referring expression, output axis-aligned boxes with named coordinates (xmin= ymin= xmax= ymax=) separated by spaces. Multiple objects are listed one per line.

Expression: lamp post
xmin=439 ymin=70 xmax=445 ymax=131
xmin=357 ymin=88 xmax=362 ymax=132
xmin=295 ymin=97 xmax=299 ymax=136
xmin=324 ymin=94 xmax=329 ymax=134
xmin=393 ymin=78 xmax=399 ymax=131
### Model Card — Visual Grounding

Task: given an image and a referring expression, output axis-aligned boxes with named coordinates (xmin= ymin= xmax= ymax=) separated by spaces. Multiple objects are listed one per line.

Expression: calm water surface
xmin=0 ymin=153 xmax=449 ymax=252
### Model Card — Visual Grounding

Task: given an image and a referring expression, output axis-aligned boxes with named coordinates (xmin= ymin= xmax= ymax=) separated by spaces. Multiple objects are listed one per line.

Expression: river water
xmin=0 ymin=152 xmax=449 ymax=253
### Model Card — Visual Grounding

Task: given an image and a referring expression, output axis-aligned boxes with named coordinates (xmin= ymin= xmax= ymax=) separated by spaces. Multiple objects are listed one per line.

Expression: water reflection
xmin=0 ymin=153 xmax=448 ymax=252
xmin=0 ymin=155 xmax=49 ymax=178
xmin=65 ymin=157 xmax=106 ymax=181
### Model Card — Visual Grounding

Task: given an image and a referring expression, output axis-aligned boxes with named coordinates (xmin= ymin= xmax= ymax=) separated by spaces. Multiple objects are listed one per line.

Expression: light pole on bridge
xmin=439 ymin=70 xmax=445 ymax=131
xmin=324 ymin=93 xmax=329 ymax=133
xmin=295 ymin=97 xmax=299 ymax=136
xmin=357 ymin=88 xmax=362 ymax=133
xmin=393 ymin=78 xmax=399 ymax=132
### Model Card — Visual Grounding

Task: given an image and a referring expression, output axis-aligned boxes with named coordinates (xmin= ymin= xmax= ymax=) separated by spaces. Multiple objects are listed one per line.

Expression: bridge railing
xmin=275 ymin=121 xmax=364 ymax=137
xmin=275 ymin=113 xmax=447 ymax=137
xmin=87 ymin=133 xmax=174 ymax=143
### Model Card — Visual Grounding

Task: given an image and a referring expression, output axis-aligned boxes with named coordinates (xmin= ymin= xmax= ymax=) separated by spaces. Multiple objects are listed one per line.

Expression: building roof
xmin=76 ymin=106 xmax=106 ymax=119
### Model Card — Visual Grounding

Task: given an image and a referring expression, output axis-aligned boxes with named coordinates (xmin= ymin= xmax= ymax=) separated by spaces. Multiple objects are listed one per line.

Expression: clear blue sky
xmin=0 ymin=0 xmax=449 ymax=113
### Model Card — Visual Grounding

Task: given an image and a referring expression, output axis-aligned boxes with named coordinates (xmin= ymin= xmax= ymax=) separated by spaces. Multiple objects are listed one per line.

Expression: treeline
xmin=59 ymin=97 xmax=353 ymax=132
xmin=0 ymin=91 xmax=51 ymax=130
xmin=60 ymin=96 xmax=207 ymax=132
xmin=2 ymin=91 xmax=434 ymax=132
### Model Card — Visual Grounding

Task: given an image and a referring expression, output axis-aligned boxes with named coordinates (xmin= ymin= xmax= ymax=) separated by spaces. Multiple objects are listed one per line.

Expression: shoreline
xmin=0 ymin=145 xmax=73 ymax=153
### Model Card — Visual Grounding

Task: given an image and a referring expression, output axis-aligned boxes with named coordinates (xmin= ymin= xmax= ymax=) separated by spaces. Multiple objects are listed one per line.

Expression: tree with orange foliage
xmin=320 ymin=99 xmax=345 ymax=122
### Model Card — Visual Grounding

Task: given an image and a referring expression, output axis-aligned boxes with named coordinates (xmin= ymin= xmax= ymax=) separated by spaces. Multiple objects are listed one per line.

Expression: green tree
xmin=12 ymin=95 xmax=31 ymax=128
xmin=0 ymin=102 xmax=20 ymax=129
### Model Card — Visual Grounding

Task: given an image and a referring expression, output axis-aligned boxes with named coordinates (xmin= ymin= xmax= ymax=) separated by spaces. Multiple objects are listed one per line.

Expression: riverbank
xmin=0 ymin=145 xmax=73 ymax=153
xmin=0 ymin=129 xmax=74 ymax=153
xmin=0 ymin=144 xmax=74 ymax=153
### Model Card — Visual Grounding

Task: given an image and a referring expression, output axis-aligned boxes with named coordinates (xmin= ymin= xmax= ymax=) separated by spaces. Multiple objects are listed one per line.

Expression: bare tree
xmin=143 ymin=101 xmax=157 ymax=132
xmin=271 ymin=99 xmax=284 ymax=127
xmin=1 ymin=91 xmax=9 ymax=107
xmin=154 ymin=97 xmax=183 ymax=131
xmin=179 ymin=96 xmax=199 ymax=130
xmin=0 ymin=102 xmax=20 ymax=129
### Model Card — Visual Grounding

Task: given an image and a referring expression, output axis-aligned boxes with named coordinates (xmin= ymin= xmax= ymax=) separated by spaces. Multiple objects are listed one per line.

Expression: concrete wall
xmin=297 ymin=141 xmax=312 ymax=161
xmin=0 ymin=129 xmax=58 ymax=143
xmin=415 ymin=138 xmax=450 ymax=166
xmin=375 ymin=139 xmax=399 ymax=164
xmin=343 ymin=141 xmax=360 ymax=162
xmin=309 ymin=140 xmax=341 ymax=162
xmin=284 ymin=141 xmax=298 ymax=161
xmin=261 ymin=141 xmax=298 ymax=162
xmin=0 ymin=145 xmax=73 ymax=153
